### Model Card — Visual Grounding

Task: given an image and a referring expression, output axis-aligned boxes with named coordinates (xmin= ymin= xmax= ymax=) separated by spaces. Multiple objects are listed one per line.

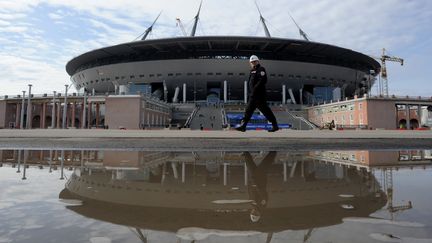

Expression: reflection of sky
xmin=1 ymin=159 xmax=432 ymax=242
xmin=0 ymin=167 xmax=139 ymax=243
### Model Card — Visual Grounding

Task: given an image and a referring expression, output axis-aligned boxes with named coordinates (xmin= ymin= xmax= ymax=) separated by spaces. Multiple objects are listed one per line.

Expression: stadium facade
xmin=66 ymin=36 xmax=380 ymax=104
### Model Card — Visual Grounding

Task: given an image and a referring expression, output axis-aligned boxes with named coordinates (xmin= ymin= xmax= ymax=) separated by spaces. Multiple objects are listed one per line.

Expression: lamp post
xmin=82 ymin=89 xmax=87 ymax=129
xmin=26 ymin=84 xmax=32 ymax=129
xmin=20 ymin=91 xmax=26 ymax=129
xmin=62 ymin=85 xmax=70 ymax=129
xmin=51 ymin=91 xmax=56 ymax=128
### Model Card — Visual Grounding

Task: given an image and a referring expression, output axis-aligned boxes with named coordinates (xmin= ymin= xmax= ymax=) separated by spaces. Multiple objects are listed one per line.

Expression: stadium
xmin=65 ymin=4 xmax=381 ymax=105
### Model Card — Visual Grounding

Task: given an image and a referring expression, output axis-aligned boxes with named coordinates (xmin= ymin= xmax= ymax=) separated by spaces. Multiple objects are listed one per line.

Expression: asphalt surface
xmin=1 ymin=129 xmax=432 ymax=151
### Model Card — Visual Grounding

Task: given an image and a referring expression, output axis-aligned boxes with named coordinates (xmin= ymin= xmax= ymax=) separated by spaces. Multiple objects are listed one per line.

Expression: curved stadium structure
xmin=66 ymin=36 xmax=380 ymax=103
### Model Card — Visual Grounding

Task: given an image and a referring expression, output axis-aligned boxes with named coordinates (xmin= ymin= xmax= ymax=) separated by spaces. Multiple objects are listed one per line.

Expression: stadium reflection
xmin=1 ymin=149 xmax=431 ymax=242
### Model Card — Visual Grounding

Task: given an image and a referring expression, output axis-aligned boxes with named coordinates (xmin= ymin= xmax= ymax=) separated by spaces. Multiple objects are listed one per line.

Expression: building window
xmin=195 ymin=72 xmax=201 ymax=75
xmin=207 ymin=72 xmax=214 ymax=75
xmin=130 ymin=75 xmax=135 ymax=79
xmin=115 ymin=76 xmax=119 ymax=80
xmin=157 ymin=74 xmax=162 ymax=77
xmin=359 ymin=103 xmax=363 ymax=110
xmin=139 ymin=74 xmax=145 ymax=78
xmin=216 ymin=72 xmax=222 ymax=75
xmin=149 ymin=74 xmax=155 ymax=77
xmin=168 ymin=73 xmax=173 ymax=76
xmin=239 ymin=73 xmax=245 ymax=76
xmin=278 ymin=74 xmax=284 ymax=77
xmin=228 ymin=72 xmax=234 ymax=76
xmin=187 ymin=73 xmax=193 ymax=76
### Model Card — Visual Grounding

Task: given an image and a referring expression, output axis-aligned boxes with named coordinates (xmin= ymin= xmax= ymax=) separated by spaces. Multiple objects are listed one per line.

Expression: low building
xmin=0 ymin=94 xmax=171 ymax=130
xmin=307 ymin=95 xmax=432 ymax=130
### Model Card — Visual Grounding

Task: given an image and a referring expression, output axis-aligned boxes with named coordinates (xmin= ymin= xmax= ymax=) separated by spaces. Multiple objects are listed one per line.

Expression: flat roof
xmin=66 ymin=36 xmax=381 ymax=76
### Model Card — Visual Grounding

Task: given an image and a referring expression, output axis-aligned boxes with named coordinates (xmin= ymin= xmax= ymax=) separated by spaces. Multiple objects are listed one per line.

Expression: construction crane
xmin=372 ymin=48 xmax=404 ymax=97
xmin=383 ymin=168 xmax=412 ymax=220
xmin=176 ymin=18 xmax=187 ymax=36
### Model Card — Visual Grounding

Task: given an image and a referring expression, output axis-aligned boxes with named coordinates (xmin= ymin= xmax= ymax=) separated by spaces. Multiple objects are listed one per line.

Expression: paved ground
xmin=0 ymin=129 xmax=431 ymax=151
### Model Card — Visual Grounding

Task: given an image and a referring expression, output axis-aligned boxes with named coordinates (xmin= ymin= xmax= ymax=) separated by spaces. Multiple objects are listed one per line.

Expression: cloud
xmin=0 ymin=53 xmax=69 ymax=95
xmin=0 ymin=0 xmax=431 ymax=96
xmin=48 ymin=12 xmax=62 ymax=20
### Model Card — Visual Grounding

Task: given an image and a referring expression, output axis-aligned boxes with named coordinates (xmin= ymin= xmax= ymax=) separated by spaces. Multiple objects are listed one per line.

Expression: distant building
xmin=308 ymin=95 xmax=432 ymax=130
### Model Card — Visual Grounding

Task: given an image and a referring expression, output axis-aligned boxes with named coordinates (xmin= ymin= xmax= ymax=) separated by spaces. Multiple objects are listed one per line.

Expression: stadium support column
xmin=282 ymin=84 xmax=286 ymax=104
xmin=223 ymin=80 xmax=228 ymax=103
xmin=288 ymin=88 xmax=297 ymax=105
xmin=163 ymin=81 xmax=168 ymax=102
xmin=183 ymin=83 xmax=187 ymax=103
xmin=300 ymin=88 xmax=303 ymax=105
xmin=244 ymin=81 xmax=248 ymax=104
xmin=20 ymin=91 xmax=25 ymax=129
xmin=51 ymin=91 xmax=56 ymax=128
xmin=26 ymin=84 xmax=32 ymax=129
xmin=173 ymin=87 xmax=180 ymax=103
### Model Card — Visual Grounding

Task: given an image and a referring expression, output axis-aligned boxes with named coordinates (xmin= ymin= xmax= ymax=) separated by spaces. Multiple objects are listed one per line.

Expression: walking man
xmin=236 ymin=55 xmax=279 ymax=132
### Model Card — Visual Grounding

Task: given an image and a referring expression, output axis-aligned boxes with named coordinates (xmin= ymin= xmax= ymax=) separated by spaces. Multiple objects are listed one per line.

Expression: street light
xmin=51 ymin=91 xmax=57 ymax=128
xmin=20 ymin=91 xmax=26 ymax=129
xmin=62 ymin=84 xmax=71 ymax=129
xmin=26 ymin=84 xmax=32 ymax=129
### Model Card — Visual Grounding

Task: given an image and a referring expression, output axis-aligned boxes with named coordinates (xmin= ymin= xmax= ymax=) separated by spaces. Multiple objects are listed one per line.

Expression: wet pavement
xmin=0 ymin=149 xmax=432 ymax=243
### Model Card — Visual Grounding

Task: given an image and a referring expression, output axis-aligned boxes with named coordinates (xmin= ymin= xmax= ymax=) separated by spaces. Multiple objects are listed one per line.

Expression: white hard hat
xmin=249 ymin=55 xmax=259 ymax=62
xmin=250 ymin=213 xmax=261 ymax=223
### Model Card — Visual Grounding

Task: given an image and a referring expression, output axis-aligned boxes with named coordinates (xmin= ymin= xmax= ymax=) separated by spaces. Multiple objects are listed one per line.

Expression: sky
xmin=0 ymin=0 xmax=431 ymax=96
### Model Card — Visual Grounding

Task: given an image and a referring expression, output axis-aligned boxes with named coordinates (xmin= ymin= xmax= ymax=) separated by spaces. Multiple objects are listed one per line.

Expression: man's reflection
xmin=243 ymin=151 xmax=277 ymax=223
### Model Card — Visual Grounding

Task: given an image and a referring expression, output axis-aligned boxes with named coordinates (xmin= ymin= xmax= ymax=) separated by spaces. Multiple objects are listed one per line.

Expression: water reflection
xmin=1 ymin=149 xmax=431 ymax=242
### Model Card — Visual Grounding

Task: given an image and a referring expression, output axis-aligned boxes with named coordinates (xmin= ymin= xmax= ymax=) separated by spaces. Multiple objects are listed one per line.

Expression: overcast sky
xmin=0 ymin=0 xmax=431 ymax=96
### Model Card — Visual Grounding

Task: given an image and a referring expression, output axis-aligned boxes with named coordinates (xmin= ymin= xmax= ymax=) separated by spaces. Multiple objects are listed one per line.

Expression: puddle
xmin=1 ymin=149 xmax=432 ymax=242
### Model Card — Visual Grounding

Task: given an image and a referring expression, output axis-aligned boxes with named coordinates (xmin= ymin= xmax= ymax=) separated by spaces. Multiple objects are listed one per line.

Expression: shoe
xmin=268 ymin=126 xmax=279 ymax=132
xmin=235 ymin=126 xmax=246 ymax=132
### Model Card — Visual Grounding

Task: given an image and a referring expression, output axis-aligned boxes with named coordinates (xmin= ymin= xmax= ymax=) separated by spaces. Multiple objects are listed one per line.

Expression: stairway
xmin=189 ymin=105 xmax=224 ymax=130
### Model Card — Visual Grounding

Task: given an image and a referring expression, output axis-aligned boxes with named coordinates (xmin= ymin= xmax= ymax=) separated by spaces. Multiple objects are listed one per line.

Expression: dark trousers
xmin=242 ymin=98 xmax=278 ymax=126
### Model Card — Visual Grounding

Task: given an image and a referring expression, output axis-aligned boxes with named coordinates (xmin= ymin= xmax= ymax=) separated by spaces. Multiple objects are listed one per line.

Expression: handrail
xmin=221 ymin=108 xmax=228 ymax=127
xmin=184 ymin=107 xmax=199 ymax=128
xmin=285 ymin=109 xmax=316 ymax=130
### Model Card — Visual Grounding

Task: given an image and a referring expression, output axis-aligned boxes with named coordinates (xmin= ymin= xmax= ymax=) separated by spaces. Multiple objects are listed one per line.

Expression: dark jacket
xmin=248 ymin=63 xmax=267 ymax=100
